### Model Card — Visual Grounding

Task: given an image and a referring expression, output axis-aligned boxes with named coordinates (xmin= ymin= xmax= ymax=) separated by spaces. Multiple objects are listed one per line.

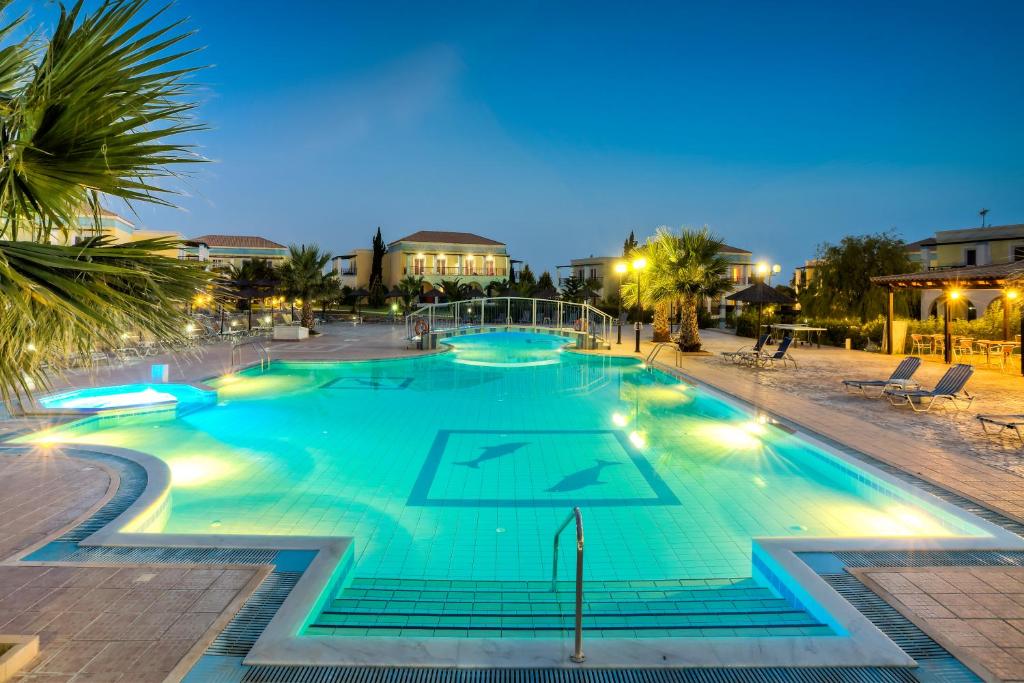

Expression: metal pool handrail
xmin=551 ymin=506 xmax=585 ymax=663
xmin=231 ymin=338 xmax=269 ymax=371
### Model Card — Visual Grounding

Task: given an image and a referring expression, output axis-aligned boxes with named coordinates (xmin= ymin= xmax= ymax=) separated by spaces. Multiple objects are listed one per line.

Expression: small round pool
xmin=39 ymin=383 xmax=216 ymax=412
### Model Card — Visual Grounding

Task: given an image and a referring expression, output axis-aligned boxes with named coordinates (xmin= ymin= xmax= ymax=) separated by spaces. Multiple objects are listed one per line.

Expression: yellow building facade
xmin=334 ymin=231 xmax=511 ymax=292
xmin=906 ymin=223 xmax=1024 ymax=319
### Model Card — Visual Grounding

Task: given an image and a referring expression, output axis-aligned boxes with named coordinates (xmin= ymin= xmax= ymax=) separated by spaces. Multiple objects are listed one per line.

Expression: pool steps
xmin=308 ymin=576 xmax=832 ymax=638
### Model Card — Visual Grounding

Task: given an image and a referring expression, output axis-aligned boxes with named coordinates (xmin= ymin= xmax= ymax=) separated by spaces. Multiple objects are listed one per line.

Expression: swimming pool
xmin=18 ymin=332 xmax=995 ymax=649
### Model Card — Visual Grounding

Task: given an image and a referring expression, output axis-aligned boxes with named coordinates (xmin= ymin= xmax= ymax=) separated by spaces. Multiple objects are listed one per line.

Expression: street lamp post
xmin=632 ymin=257 xmax=647 ymax=353
xmin=614 ymin=262 xmax=627 ymax=344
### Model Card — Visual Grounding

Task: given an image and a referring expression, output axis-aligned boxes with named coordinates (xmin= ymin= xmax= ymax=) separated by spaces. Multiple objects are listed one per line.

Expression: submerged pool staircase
xmin=307 ymin=576 xmax=831 ymax=638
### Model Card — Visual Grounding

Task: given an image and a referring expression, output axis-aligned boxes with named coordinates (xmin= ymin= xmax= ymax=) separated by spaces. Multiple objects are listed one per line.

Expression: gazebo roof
xmin=871 ymin=261 xmax=1024 ymax=289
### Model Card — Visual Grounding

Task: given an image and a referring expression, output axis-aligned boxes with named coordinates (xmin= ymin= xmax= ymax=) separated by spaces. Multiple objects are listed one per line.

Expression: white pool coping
xmin=7 ymin=350 xmax=1024 ymax=669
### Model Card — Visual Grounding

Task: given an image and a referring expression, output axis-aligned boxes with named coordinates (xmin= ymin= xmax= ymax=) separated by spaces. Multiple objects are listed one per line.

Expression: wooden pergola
xmin=871 ymin=261 xmax=1024 ymax=369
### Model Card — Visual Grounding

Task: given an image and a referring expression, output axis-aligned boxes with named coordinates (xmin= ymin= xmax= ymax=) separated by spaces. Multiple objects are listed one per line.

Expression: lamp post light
xmin=632 ymin=257 xmax=647 ymax=353
xmin=756 ymin=262 xmax=782 ymax=285
xmin=614 ymin=262 xmax=628 ymax=344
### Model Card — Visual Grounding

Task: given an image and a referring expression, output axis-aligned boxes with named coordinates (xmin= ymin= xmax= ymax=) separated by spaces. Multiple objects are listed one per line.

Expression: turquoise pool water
xmin=26 ymin=332 xmax=984 ymax=587
xmin=39 ymin=383 xmax=215 ymax=412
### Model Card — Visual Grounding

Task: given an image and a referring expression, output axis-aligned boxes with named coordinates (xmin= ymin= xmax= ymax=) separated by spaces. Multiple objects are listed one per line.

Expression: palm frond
xmin=0 ymin=236 xmax=211 ymax=405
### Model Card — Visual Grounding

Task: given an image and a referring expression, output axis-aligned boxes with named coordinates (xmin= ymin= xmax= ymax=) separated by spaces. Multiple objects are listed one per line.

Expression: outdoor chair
xmin=742 ymin=336 xmax=796 ymax=369
xmin=721 ymin=334 xmax=769 ymax=364
xmin=952 ymin=338 xmax=975 ymax=364
xmin=841 ymin=356 xmax=922 ymax=398
xmin=977 ymin=415 xmax=1024 ymax=441
xmin=884 ymin=363 xmax=975 ymax=413
xmin=909 ymin=334 xmax=929 ymax=356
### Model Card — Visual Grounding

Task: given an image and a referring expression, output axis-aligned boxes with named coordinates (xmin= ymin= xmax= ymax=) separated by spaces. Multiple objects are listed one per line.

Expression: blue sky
xmin=23 ymin=0 xmax=1024 ymax=278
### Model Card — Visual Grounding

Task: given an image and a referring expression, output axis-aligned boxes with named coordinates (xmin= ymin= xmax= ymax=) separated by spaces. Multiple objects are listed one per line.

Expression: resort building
xmin=333 ymin=230 xmax=511 ymax=292
xmin=904 ymin=223 xmax=1024 ymax=319
xmin=792 ymin=259 xmax=820 ymax=295
xmin=556 ymin=256 xmax=620 ymax=300
xmin=182 ymin=234 xmax=289 ymax=270
xmin=558 ymin=243 xmax=758 ymax=324
xmin=50 ymin=209 xmax=183 ymax=257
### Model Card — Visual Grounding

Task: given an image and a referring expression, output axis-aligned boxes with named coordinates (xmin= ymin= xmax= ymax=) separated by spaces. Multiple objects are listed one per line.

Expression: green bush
xmin=733 ymin=300 xmax=1023 ymax=352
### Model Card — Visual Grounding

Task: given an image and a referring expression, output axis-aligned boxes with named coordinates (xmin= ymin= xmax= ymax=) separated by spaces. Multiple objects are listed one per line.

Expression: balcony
xmin=408 ymin=267 xmax=507 ymax=277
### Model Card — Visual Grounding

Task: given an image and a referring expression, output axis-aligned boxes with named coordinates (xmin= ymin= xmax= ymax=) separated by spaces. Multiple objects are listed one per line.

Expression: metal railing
xmin=552 ymin=506 xmax=585 ymax=663
xmin=405 ymin=297 xmax=615 ymax=346
xmin=231 ymin=338 xmax=270 ymax=371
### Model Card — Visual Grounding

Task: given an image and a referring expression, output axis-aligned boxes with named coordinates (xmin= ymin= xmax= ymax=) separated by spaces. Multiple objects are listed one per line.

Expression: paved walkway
xmin=0 ymin=452 xmax=267 ymax=682
xmin=856 ymin=567 xmax=1024 ymax=682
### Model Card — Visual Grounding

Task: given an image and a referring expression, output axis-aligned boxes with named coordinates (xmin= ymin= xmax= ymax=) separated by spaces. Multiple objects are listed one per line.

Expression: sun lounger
xmin=842 ymin=356 xmax=922 ymax=398
xmin=977 ymin=415 xmax=1024 ymax=440
xmin=742 ymin=336 xmax=796 ymax=369
xmin=721 ymin=334 xmax=769 ymax=363
xmin=884 ymin=363 xmax=974 ymax=412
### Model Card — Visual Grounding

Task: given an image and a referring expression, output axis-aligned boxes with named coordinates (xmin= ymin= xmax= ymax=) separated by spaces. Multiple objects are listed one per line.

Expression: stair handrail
xmin=551 ymin=506 xmax=585 ymax=663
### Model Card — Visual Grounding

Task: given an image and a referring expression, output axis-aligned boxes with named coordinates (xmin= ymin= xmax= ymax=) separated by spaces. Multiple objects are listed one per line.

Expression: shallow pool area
xmin=38 ymin=382 xmax=216 ymax=412
xmin=17 ymin=332 xmax=995 ymax=646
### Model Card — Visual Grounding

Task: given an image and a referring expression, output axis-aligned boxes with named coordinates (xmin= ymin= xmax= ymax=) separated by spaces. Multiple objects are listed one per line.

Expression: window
xmin=436 ymin=256 xmax=447 ymax=275
xmin=1014 ymin=246 xmax=1024 ymax=262
xmin=413 ymin=256 xmax=425 ymax=275
xmin=965 ymin=249 xmax=977 ymax=266
xmin=485 ymin=258 xmax=495 ymax=276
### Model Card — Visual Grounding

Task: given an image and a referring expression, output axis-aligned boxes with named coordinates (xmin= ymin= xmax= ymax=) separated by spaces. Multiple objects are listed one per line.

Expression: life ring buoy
xmin=414 ymin=320 xmax=430 ymax=336
xmin=573 ymin=319 xmax=583 ymax=331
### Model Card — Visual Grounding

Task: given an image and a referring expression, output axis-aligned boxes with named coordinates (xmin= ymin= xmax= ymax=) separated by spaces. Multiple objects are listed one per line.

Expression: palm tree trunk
xmin=653 ymin=302 xmax=671 ymax=342
xmin=678 ymin=296 xmax=702 ymax=351
xmin=302 ymin=302 xmax=315 ymax=330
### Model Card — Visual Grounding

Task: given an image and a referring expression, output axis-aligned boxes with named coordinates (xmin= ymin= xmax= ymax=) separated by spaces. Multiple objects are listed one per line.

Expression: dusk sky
xmin=27 ymin=0 xmax=1024 ymax=278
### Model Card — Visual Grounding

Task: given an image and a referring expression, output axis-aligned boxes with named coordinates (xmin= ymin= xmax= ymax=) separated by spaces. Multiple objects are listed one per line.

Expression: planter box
xmin=273 ymin=325 xmax=309 ymax=341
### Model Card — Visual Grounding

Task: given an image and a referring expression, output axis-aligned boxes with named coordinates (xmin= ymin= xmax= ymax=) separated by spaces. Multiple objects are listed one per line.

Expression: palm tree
xmin=437 ymin=277 xmax=467 ymax=302
xmin=278 ymin=244 xmax=334 ymax=330
xmin=485 ymin=279 xmax=508 ymax=297
xmin=622 ymin=227 xmax=731 ymax=351
xmin=397 ymin=275 xmax=425 ymax=312
xmin=0 ymin=0 xmax=211 ymax=405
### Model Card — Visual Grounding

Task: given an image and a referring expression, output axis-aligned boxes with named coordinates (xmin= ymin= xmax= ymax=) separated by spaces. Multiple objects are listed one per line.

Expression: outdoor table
xmin=770 ymin=323 xmax=827 ymax=348
xmin=975 ymin=339 xmax=1022 ymax=367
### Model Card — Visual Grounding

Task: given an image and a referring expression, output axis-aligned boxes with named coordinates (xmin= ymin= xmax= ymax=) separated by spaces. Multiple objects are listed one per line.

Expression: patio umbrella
xmin=728 ymin=282 xmax=796 ymax=341
xmin=348 ymin=287 xmax=370 ymax=313
xmin=533 ymin=286 xmax=559 ymax=300
xmin=579 ymin=286 xmax=600 ymax=304
xmin=386 ymin=285 xmax=404 ymax=299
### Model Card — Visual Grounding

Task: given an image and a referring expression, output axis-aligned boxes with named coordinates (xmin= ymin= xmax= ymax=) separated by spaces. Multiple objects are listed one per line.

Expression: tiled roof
xmin=190 ymin=234 xmax=286 ymax=249
xmin=935 ymin=224 xmax=1024 ymax=244
xmin=719 ymin=243 xmax=750 ymax=254
xmin=389 ymin=231 xmax=505 ymax=247
xmin=871 ymin=261 xmax=1024 ymax=287
xmin=905 ymin=237 xmax=938 ymax=248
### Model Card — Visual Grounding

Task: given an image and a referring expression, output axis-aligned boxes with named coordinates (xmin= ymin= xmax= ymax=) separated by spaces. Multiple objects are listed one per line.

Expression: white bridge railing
xmin=406 ymin=297 xmax=614 ymax=346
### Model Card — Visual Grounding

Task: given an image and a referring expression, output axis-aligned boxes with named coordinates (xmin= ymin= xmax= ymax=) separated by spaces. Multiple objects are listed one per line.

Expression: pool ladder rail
xmin=645 ymin=342 xmax=681 ymax=368
xmin=552 ymin=506 xmax=585 ymax=663
xmin=230 ymin=338 xmax=270 ymax=371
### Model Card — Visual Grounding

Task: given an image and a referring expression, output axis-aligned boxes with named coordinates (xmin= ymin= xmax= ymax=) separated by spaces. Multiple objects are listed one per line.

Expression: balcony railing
xmin=408 ymin=267 xmax=507 ymax=277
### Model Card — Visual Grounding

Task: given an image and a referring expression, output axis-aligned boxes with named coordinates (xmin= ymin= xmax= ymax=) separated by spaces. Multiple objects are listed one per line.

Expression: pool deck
xmin=0 ymin=451 xmax=268 ymax=682
xmin=5 ymin=322 xmax=1024 ymax=679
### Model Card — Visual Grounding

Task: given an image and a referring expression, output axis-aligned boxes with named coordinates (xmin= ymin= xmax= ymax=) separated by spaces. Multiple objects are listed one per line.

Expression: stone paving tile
xmin=857 ymin=567 xmax=1024 ymax=681
xmin=0 ymin=452 xmax=267 ymax=682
